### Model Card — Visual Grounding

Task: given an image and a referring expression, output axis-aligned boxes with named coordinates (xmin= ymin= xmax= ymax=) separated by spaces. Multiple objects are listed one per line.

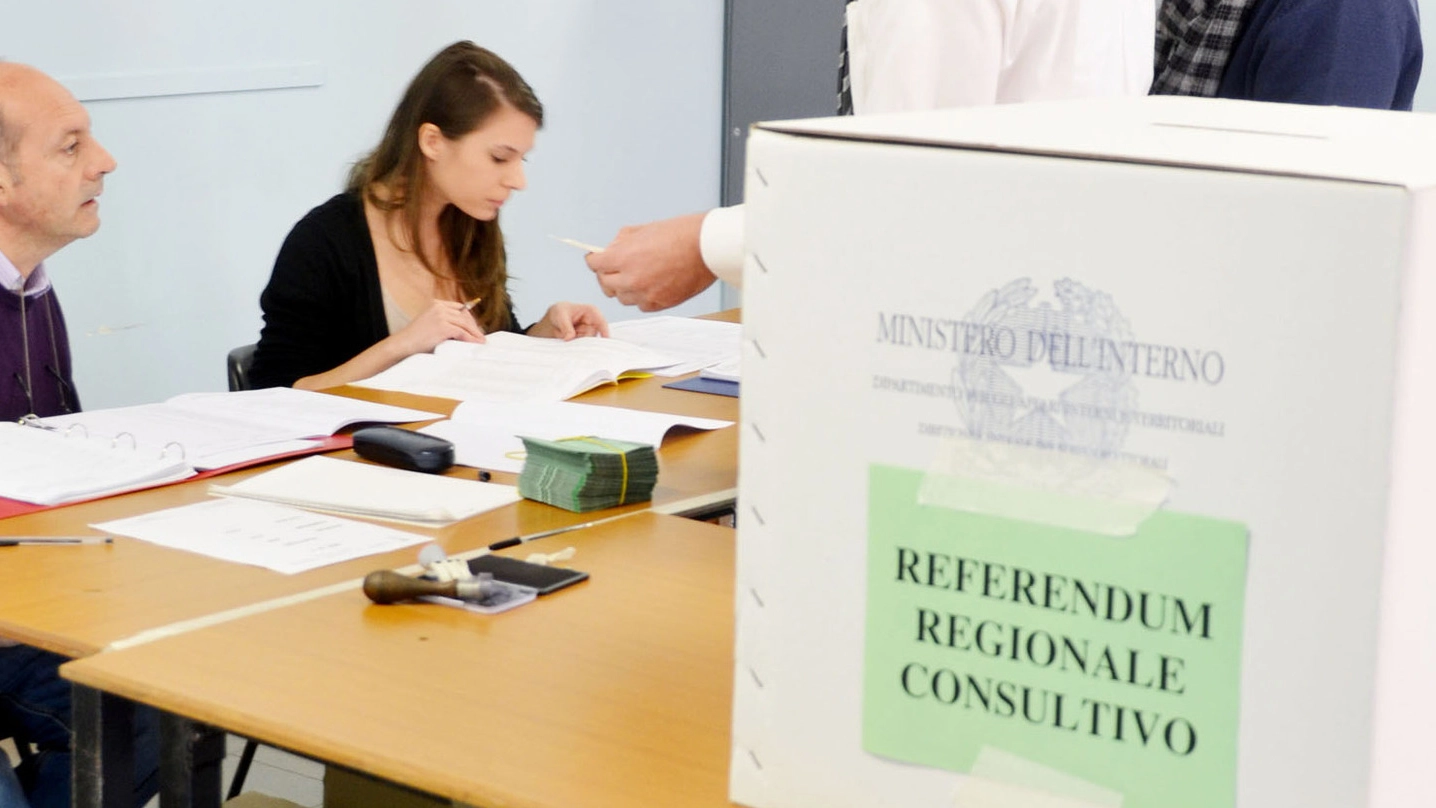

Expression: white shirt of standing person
xmin=699 ymin=0 xmax=1158 ymax=286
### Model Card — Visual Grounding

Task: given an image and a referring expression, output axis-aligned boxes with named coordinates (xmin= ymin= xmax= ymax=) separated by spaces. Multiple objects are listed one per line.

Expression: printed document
xmin=93 ymin=498 xmax=430 ymax=574
xmin=419 ymin=399 xmax=733 ymax=473
xmin=608 ymin=316 xmax=741 ymax=376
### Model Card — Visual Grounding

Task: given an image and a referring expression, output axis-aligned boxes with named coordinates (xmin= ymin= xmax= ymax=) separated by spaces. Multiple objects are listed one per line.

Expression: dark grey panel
xmin=722 ymin=1 xmax=846 ymax=205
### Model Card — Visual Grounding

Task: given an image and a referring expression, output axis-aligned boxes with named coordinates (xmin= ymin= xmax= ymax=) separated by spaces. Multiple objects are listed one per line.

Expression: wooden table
xmin=63 ymin=513 xmax=739 ymax=808
xmin=329 ymin=363 xmax=740 ymax=521
xmin=0 ymin=369 xmax=736 ymax=658
xmin=0 ymin=315 xmax=739 ymax=807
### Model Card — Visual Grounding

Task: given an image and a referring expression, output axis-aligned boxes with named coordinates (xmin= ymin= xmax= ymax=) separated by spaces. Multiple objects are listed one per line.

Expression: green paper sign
xmin=864 ymin=464 xmax=1248 ymax=807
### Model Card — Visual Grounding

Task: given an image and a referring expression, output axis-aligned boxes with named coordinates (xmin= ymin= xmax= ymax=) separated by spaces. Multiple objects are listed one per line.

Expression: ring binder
xmin=18 ymin=417 xmax=173 ymax=458
xmin=0 ymin=420 xmax=195 ymax=506
xmin=0 ymin=388 xmax=443 ymax=507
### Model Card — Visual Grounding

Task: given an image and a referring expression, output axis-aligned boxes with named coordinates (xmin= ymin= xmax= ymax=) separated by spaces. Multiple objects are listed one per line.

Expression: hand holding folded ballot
xmin=584 ymin=212 xmax=716 ymax=311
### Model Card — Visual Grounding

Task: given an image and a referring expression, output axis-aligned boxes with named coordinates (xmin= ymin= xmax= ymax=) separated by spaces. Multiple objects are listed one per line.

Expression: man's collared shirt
xmin=0 ymin=249 xmax=52 ymax=298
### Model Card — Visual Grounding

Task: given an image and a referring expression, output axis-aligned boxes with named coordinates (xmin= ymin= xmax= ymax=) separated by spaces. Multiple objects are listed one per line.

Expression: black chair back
xmin=227 ymin=344 xmax=258 ymax=392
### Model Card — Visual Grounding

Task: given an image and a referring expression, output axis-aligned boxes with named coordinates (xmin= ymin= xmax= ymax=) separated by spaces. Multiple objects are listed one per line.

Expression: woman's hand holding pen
xmin=291 ymin=297 xmax=484 ymax=391
xmin=392 ymin=298 xmax=487 ymax=356
xmin=528 ymin=302 xmax=610 ymax=340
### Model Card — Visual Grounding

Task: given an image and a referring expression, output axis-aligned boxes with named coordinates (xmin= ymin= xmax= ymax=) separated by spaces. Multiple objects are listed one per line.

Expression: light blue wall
xmin=6 ymin=1 xmax=724 ymax=407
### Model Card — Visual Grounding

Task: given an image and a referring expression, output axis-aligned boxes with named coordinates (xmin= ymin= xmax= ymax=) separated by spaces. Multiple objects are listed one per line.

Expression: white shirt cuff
xmin=699 ymin=204 xmax=746 ymax=288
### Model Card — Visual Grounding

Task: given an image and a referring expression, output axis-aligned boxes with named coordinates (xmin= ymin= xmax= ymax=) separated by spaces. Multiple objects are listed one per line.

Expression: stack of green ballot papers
xmin=517 ymin=435 xmax=657 ymax=512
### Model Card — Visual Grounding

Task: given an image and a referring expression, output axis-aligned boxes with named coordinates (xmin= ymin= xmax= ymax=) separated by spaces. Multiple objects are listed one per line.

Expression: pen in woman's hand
xmin=463 ymin=296 xmax=483 ymax=310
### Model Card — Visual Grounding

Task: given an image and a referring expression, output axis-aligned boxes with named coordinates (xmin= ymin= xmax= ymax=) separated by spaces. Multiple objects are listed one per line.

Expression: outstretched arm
xmin=585 ymin=211 xmax=723 ymax=311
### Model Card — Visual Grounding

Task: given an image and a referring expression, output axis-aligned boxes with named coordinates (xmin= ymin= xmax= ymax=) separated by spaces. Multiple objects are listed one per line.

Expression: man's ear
xmin=0 ymin=163 xmax=13 ymax=207
xmin=417 ymin=123 xmax=445 ymax=161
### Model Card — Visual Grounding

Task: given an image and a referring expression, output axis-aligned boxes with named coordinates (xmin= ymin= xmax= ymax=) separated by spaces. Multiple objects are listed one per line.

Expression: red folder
xmin=0 ymin=434 xmax=353 ymax=522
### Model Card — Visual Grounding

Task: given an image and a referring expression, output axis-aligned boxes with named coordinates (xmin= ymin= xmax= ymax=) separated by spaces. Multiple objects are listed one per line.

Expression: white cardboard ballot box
xmin=733 ymin=98 xmax=1436 ymax=808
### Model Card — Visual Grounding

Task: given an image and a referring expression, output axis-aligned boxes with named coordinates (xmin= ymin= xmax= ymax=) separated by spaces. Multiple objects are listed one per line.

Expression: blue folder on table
xmin=663 ymin=377 xmax=740 ymax=398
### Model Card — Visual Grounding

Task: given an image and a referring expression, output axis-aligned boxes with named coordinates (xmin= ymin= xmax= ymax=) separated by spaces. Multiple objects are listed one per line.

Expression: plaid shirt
xmin=1152 ymin=0 xmax=1258 ymax=97
xmin=838 ymin=0 xmax=855 ymax=114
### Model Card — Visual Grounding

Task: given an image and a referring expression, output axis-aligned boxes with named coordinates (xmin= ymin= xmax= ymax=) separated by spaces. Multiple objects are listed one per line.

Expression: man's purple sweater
xmin=0 ymin=286 xmax=80 ymax=421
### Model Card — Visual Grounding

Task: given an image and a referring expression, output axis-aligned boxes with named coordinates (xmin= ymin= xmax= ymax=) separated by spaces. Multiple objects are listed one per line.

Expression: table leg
xmin=158 ymin=713 xmax=225 ymax=808
xmin=71 ymin=684 xmax=136 ymax=808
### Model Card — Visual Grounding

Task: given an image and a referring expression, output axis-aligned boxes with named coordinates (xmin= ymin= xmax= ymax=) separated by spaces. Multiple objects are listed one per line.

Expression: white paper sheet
xmin=698 ymin=356 xmax=741 ymax=382
xmin=92 ymin=498 xmax=430 ymax=575
xmin=608 ymin=316 xmax=741 ymax=376
xmin=209 ymin=455 xmax=521 ymax=526
xmin=164 ymin=387 xmax=443 ymax=436
xmin=419 ymin=399 xmax=734 ymax=473
xmin=191 ymin=439 xmax=324 ymax=471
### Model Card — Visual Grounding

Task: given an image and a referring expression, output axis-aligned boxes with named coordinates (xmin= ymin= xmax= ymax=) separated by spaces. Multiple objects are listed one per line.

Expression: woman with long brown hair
xmin=250 ymin=41 xmax=607 ymax=390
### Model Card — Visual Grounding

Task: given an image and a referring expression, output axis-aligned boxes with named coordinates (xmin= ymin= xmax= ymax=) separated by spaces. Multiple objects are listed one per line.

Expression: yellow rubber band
xmin=559 ymin=436 xmax=629 ymax=505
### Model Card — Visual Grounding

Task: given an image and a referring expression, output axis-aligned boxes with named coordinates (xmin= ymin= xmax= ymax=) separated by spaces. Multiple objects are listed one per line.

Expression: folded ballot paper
xmin=210 ymin=456 xmax=520 ymax=526
xmin=517 ymin=436 xmax=657 ymax=512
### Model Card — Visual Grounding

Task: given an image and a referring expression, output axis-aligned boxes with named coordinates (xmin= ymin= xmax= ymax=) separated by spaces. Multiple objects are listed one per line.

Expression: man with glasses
xmin=0 ymin=63 xmax=154 ymax=808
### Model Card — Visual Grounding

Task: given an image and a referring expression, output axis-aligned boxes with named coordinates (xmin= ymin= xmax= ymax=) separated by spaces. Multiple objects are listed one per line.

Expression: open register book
xmin=37 ymin=387 xmax=442 ymax=470
xmin=0 ymin=388 xmax=443 ymax=507
xmin=0 ymin=421 xmax=195 ymax=506
xmin=350 ymin=332 xmax=677 ymax=402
